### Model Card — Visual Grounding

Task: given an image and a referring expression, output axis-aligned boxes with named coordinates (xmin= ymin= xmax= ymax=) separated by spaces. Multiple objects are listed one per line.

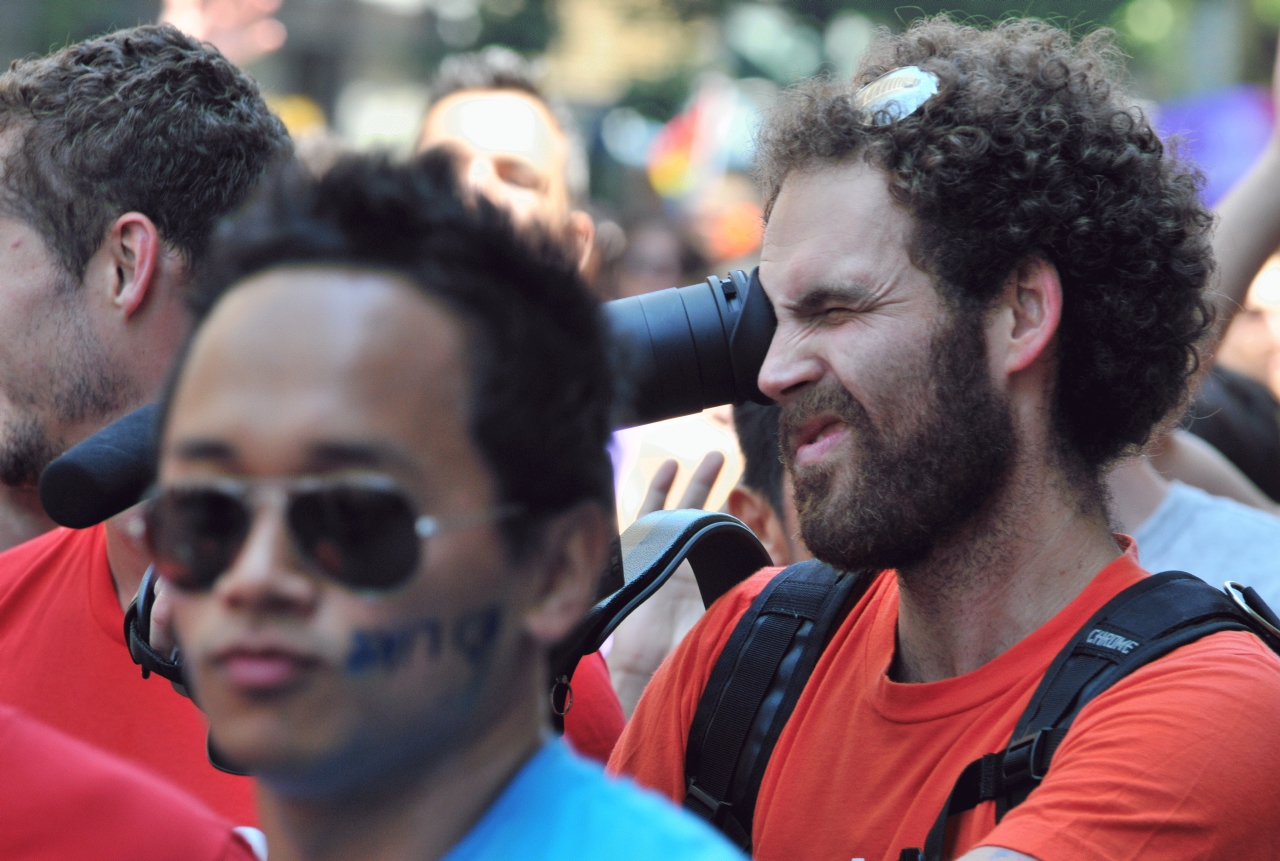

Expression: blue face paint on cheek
xmin=452 ymin=607 xmax=501 ymax=666
xmin=344 ymin=608 xmax=500 ymax=675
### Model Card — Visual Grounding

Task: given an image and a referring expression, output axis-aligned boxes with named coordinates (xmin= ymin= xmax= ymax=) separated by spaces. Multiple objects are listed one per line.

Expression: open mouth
xmin=793 ymin=416 xmax=849 ymax=467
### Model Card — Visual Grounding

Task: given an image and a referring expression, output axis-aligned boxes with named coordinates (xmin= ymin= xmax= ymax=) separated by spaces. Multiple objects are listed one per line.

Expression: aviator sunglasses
xmin=141 ymin=475 xmax=518 ymax=593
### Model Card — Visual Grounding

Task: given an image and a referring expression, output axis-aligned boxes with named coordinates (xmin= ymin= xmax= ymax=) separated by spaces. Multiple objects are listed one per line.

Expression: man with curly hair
xmin=610 ymin=16 xmax=1280 ymax=860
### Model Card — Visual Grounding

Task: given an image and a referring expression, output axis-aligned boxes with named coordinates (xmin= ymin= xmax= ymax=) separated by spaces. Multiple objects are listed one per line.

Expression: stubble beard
xmin=0 ymin=289 xmax=132 ymax=488
xmin=780 ymin=308 xmax=1017 ymax=575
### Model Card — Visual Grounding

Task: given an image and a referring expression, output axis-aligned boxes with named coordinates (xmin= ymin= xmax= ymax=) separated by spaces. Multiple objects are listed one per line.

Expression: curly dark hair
xmin=756 ymin=16 xmax=1214 ymax=470
xmin=0 ymin=24 xmax=290 ymax=280
xmin=167 ymin=151 xmax=613 ymax=555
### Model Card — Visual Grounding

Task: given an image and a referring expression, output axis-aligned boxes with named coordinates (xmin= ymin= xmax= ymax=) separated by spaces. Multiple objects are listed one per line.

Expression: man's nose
xmin=215 ymin=498 xmax=319 ymax=616
xmin=757 ymin=327 xmax=824 ymax=403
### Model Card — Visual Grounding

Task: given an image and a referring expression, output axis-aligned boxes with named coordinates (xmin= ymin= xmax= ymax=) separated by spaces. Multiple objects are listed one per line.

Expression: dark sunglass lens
xmin=289 ymin=486 xmax=420 ymax=591
xmin=147 ymin=488 xmax=251 ymax=591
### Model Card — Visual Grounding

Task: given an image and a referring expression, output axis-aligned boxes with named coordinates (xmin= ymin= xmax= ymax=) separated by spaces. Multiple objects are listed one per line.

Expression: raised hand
xmin=160 ymin=0 xmax=286 ymax=66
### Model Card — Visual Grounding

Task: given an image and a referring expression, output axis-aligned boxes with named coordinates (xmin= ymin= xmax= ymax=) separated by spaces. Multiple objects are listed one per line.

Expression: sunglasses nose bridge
xmin=215 ymin=487 xmax=321 ymax=611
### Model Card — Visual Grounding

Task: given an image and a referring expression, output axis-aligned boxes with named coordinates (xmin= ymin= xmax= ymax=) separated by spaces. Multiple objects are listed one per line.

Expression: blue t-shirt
xmin=442 ymin=739 xmax=745 ymax=861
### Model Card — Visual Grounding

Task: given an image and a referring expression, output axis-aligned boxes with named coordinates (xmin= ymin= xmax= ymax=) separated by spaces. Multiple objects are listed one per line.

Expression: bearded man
xmin=609 ymin=17 xmax=1280 ymax=861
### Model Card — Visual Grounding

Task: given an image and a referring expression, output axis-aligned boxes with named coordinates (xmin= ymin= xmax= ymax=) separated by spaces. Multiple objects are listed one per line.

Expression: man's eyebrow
xmin=303 ymin=441 xmax=423 ymax=475
xmin=170 ymin=438 xmax=237 ymax=464
xmin=785 ymin=282 xmax=878 ymax=316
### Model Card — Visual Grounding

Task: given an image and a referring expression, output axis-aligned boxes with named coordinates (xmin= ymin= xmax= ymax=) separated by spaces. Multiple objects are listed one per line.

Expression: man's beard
xmin=780 ymin=309 xmax=1016 ymax=574
xmin=0 ymin=297 xmax=132 ymax=488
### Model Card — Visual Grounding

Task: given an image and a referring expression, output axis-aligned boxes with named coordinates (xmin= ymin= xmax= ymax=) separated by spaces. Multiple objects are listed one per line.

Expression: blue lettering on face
xmin=452 ymin=607 xmax=501 ymax=666
xmin=344 ymin=608 xmax=499 ymax=674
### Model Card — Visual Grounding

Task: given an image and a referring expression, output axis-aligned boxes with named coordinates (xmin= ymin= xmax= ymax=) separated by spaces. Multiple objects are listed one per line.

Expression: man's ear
xmin=523 ymin=501 xmax=611 ymax=645
xmin=105 ymin=213 xmax=161 ymax=320
xmin=568 ymin=210 xmax=595 ymax=275
xmin=991 ymin=255 xmax=1063 ymax=375
xmin=726 ymin=485 xmax=793 ymax=567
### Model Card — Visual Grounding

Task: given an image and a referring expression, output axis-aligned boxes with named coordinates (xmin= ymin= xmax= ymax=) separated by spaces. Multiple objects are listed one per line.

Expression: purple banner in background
xmin=1156 ymin=84 xmax=1275 ymax=207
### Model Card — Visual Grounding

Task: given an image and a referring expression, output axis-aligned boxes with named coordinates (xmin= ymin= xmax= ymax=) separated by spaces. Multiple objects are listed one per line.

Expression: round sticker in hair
xmin=852 ymin=66 xmax=939 ymax=125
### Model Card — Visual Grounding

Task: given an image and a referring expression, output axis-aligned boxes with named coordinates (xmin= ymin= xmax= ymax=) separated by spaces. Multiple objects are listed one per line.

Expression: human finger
xmin=677 ymin=451 xmax=725 ymax=510
xmin=638 ymin=459 xmax=679 ymax=517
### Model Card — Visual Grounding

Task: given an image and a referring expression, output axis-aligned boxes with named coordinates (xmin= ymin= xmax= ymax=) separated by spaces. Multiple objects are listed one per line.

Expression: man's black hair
xmin=167 ymin=151 xmax=613 ymax=554
xmin=734 ymin=402 xmax=784 ymax=519
xmin=0 ymin=24 xmax=290 ymax=281
xmin=428 ymin=45 xmax=544 ymax=107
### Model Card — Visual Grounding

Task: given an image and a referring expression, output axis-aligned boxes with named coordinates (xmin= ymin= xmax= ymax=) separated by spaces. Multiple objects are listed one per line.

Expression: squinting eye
xmin=496 ymin=161 xmax=545 ymax=191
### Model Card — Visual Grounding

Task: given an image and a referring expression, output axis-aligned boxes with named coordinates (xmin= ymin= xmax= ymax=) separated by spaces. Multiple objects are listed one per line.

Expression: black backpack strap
xmin=683 ymin=560 xmax=874 ymax=850
xmin=903 ymin=572 xmax=1279 ymax=861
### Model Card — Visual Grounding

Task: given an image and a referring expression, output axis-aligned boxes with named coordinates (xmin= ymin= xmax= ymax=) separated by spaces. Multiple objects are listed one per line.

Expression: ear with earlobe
xmin=726 ymin=485 xmax=794 ymax=567
xmin=105 ymin=213 xmax=162 ymax=320
xmin=522 ymin=501 xmax=611 ymax=644
xmin=992 ymin=255 xmax=1063 ymax=376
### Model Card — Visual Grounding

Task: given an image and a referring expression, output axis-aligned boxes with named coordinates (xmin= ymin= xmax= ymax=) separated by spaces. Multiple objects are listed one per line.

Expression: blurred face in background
xmin=163 ymin=268 xmax=544 ymax=796
xmin=417 ymin=90 xmax=593 ymax=268
xmin=1218 ymin=264 xmax=1280 ymax=399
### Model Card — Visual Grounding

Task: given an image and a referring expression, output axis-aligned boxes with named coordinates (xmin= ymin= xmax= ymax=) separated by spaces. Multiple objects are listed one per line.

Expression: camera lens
xmin=607 ymin=267 xmax=776 ymax=428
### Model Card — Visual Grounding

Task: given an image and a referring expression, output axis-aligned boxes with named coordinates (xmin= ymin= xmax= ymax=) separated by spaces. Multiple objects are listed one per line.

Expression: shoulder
xmin=0 ymin=704 xmax=253 ymax=861
xmin=1138 ymin=483 xmax=1280 ymax=600
xmin=551 ymin=744 xmax=746 ymax=861
xmin=994 ymin=630 xmax=1280 ymax=857
xmin=1160 ymin=481 xmax=1280 ymax=535
xmin=0 ymin=525 xmax=103 ymax=588
xmin=1058 ymin=627 xmax=1280 ymax=771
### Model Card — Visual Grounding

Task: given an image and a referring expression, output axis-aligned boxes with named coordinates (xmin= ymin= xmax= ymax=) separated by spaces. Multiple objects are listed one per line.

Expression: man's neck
xmin=891 ymin=453 xmax=1119 ymax=684
xmin=258 ymin=675 xmax=545 ymax=861
xmin=0 ymin=486 xmax=55 ymax=553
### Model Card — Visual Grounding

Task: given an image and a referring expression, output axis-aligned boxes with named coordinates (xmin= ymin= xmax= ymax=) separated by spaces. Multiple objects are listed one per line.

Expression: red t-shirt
xmin=0 ymin=703 xmax=255 ymax=861
xmin=609 ymin=539 xmax=1280 ymax=860
xmin=0 ymin=524 xmax=257 ymax=824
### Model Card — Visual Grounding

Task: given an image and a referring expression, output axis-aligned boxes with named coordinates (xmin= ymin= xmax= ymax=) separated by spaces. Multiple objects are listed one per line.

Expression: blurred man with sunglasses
xmin=143 ymin=152 xmax=741 ymax=861
xmin=0 ymin=26 xmax=288 ymax=824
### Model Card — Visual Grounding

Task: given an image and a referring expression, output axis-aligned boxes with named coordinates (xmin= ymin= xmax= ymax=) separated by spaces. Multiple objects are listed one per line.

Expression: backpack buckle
xmin=1003 ymin=727 xmax=1052 ymax=787
xmin=684 ymin=781 xmax=731 ymax=820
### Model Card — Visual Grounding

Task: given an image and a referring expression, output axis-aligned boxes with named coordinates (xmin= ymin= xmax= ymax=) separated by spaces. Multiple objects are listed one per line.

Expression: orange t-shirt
xmin=609 ymin=539 xmax=1280 ymax=860
xmin=0 ymin=524 xmax=257 ymax=825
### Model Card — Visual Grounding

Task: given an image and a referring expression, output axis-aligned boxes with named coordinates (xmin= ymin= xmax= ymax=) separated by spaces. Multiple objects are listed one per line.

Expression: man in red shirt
xmin=0 ymin=704 xmax=257 ymax=861
xmin=610 ymin=17 xmax=1280 ymax=861
xmin=0 ymin=25 xmax=288 ymax=823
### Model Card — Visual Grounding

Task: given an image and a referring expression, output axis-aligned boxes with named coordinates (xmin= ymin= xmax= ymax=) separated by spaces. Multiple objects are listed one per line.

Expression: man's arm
xmin=1204 ymin=33 xmax=1280 ymax=355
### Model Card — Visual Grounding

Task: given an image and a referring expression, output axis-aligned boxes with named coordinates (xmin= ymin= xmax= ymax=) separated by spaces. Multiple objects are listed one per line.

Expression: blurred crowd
xmin=0 ymin=2 xmax=1278 ymax=861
